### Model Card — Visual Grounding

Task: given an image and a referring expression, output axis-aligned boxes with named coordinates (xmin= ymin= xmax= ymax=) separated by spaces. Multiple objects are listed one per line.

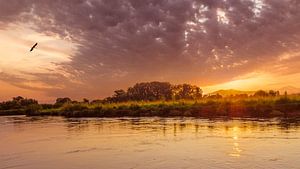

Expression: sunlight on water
xmin=229 ymin=126 xmax=242 ymax=158
xmin=1 ymin=116 xmax=300 ymax=169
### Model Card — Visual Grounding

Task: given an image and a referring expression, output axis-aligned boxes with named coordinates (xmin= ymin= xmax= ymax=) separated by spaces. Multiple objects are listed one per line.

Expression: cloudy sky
xmin=0 ymin=0 xmax=300 ymax=102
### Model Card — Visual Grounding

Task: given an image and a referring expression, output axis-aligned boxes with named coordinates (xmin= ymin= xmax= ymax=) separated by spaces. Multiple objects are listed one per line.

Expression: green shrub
xmin=62 ymin=104 xmax=88 ymax=112
xmin=25 ymin=104 xmax=42 ymax=115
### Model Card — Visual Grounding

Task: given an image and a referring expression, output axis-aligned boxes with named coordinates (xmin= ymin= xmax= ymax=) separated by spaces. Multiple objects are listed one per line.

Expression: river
xmin=1 ymin=116 xmax=300 ymax=169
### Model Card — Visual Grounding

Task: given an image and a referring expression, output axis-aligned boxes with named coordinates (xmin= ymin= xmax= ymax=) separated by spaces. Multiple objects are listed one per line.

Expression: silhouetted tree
xmin=102 ymin=81 xmax=203 ymax=103
xmin=269 ymin=90 xmax=279 ymax=97
xmin=0 ymin=96 xmax=38 ymax=110
xmin=127 ymin=82 xmax=173 ymax=101
xmin=113 ymin=89 xmax=128 ymax=102
xmin=83 ymin=98 xmax=89 ymax=104
xmin=254 ymin=90 xmax=269 ymax=97
xmin=55 ymin=97 xmax=72 ymax=107
xmin=13 ymin=96 xmax=24 ymax=102
xmin=172 ymin=84 xmax=202 ymax=100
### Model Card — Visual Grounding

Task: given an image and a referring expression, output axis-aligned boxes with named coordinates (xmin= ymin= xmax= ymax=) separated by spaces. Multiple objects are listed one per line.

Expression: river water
xmin=1 ymin=116 xmax=300 ymax=169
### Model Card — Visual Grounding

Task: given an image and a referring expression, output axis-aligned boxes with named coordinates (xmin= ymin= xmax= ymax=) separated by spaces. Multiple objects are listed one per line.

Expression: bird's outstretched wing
xmin=30 ymin=43 xmax=38 ymax=52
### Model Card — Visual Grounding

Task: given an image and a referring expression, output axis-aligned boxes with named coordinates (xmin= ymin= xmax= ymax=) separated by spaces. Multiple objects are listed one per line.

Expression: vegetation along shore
xmin=1 ymin=82 xmax=300 ymax=118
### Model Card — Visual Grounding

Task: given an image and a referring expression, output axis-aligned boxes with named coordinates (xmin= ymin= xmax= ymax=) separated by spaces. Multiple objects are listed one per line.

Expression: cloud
xmin=0 ymin=0 xmax=300 ymax=100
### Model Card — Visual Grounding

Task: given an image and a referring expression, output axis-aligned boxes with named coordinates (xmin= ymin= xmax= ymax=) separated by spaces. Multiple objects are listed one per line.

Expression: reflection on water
xmin=229 ymin=126 xmax=242 ymax=158
xmin=1 ymin=116 xmax=300 ymax=169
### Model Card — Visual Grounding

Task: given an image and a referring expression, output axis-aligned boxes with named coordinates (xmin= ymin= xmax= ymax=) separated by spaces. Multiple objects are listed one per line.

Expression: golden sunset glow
xmin=203 ymin=71 xmax=300 ymax=94
xmin=2 ymin=1 xmax=300 ymax=169
xmin=1 ymin=0 xmax=300 ymax=102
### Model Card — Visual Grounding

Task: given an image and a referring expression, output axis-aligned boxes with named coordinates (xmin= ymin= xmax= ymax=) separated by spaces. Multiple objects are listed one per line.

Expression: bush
xmin=62 ymin=104 xmax=88 ymax=112
xmin=25 ymin=104 xmax=42 ymax=115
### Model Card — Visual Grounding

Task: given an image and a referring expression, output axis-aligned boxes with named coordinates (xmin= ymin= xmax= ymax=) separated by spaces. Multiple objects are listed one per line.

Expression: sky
xmin=0 ymin=0 xmax=300 ymax=102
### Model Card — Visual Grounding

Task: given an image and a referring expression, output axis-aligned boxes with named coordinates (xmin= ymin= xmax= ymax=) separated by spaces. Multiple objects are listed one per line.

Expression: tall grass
xmin=24 ymin=96 xmax=300 ymax=118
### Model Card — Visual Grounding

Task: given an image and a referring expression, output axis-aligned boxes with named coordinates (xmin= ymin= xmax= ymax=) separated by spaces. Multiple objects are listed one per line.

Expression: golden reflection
xmin=2 ymin=116 xmax=300 ymax=169
xmin=173 ymin=123 xmax=177 ymax=136
xmin=229 ymin=126 xmax=242 ymax=157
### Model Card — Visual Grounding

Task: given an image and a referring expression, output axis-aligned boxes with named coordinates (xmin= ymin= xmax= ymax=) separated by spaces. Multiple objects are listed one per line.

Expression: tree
xmin=269 ymin=90 xmax=279 ymax=97
xmin=20 ymin=98 xmax=38 ymax=106
xmin=254 ymin=90 xmax=269 ymax=97
xmin=102 ymin=81 xmax=203 ymax=102
xmin=55 ymin=97 xmax=72 ymax=107
xmin=127 ymin=82 xmax=173 ymax=101
xmin=13 ymin=96 xmax=24 ymax=102
xmin=0 ymin=96 xmax=38 ymax=110
xmin=83 ymin=98 xmax=89 ymax=104
xmin=111 ymin=90 xmax=128 ymax=102
xmin=172 ymin=84 xmax=202 ymax=100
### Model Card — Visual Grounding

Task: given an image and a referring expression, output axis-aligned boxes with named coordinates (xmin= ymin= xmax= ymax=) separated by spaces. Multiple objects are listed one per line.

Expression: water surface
xmin=1 ymin=116 xmax=300 ymax=169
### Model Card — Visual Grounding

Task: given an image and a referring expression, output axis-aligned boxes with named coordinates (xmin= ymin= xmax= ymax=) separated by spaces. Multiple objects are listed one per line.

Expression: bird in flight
xmin=30 ymin=43 xmax=38 ymax=52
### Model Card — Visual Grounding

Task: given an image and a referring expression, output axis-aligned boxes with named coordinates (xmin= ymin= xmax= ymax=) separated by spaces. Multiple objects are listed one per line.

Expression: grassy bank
xmin=13 ymin=96 xmax=300 ymax=118
xmin=2 ymin=82 xmax=296 ymax=118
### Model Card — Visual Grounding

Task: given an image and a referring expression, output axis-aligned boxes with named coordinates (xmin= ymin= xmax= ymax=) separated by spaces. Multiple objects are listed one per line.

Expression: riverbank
xmin=2 ymin=96 xmax=300 ymax=118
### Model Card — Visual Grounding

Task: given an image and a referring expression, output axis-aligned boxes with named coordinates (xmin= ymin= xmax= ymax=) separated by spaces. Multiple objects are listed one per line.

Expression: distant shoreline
xmin=2 ymin=96 xmax=300 ymax=118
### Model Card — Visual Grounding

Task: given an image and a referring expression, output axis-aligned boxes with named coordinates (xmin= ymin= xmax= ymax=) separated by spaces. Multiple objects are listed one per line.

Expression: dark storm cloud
xmin=1 ymin=0 xmax=300 ymax=99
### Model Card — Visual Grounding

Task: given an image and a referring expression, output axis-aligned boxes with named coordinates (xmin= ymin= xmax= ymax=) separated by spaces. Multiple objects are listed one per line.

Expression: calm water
xmin=1 ymin=116 xmax=300 ymax=169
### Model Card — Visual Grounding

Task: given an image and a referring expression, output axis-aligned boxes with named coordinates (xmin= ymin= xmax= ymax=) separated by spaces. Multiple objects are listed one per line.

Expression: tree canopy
xmin=105 ymin=82 xmax=202 ymax=102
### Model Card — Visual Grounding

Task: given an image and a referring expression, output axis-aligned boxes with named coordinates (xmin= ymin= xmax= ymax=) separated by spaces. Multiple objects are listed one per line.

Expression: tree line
xmin=0 ymin=82 xmax=285 ymax=111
